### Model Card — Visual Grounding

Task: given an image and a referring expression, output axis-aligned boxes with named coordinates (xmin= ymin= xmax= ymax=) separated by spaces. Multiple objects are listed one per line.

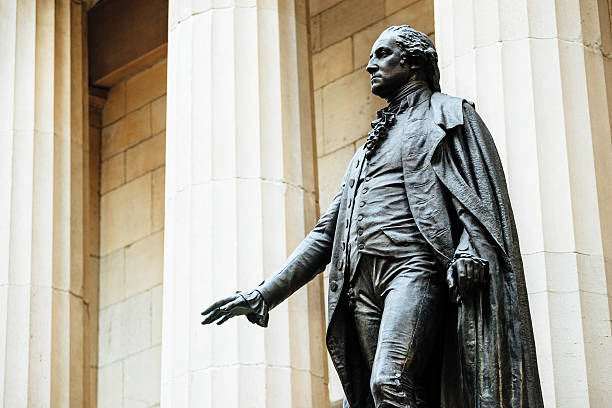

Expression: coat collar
xmin=430 ymin=92 xmax=473 ymax=130
xmin=376 ymin=89 xmax=470 ymax=131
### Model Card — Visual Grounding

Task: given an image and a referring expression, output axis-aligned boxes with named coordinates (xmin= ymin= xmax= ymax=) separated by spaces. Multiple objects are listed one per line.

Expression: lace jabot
xmin=364 ymin=81 xmax=429 ymax=159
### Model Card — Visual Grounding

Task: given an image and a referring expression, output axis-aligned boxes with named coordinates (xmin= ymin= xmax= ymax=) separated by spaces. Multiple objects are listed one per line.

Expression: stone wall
xmin=96 ymin=60 xmax=167 ymax=408
xmin=89 ymin=88 xmax=105 ymax=408
xmin=308 ymin=0 xmax=434 ymax=402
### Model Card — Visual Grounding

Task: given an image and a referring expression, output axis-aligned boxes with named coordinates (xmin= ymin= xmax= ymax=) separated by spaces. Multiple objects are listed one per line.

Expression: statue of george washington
xmin=202 ymin=25 xmax=544 ymax=408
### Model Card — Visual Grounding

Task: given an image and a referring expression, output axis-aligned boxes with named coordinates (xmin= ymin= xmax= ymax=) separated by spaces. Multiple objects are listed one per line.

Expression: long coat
xmin=257 ymin=89 xmax=544 ymax=407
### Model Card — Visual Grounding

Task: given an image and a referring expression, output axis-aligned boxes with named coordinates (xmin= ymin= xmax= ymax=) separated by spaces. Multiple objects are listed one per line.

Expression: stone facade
xmin=97 ymin=60 xmax=166 ymax=408
xmin=1 ymin=0 xmax=612 ymax=407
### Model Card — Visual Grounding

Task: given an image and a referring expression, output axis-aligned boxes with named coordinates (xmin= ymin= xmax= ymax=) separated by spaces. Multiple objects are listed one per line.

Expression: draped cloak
xmin=433 ymin=97 xmax=544 ymax=408
xmin=256 ymin=89 xmax=544 ymax=407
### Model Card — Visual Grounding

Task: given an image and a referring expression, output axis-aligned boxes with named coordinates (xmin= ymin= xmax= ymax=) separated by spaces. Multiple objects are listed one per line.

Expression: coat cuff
xmin=240 ymin=290 xmax=269 ymax=328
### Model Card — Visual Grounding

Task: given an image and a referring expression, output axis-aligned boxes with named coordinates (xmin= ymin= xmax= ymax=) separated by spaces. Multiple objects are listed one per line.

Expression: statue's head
xmin=367 ymin=25 xmax=440 ymax=99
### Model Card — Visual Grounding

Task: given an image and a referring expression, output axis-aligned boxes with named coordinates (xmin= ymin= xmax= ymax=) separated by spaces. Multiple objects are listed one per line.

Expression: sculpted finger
xmin=474 ymin=263 xmax=485 ymax=284
xmin=466 ymin=261 xmax=473 ymax=278
xmin=201 ymin=311 xmax=218 ymax=325
xmin=455 ymin=260 xmax=467 ymax=294
xmin=216 ymin=313 xmax=234 ymax=325
xmin=201 ymin=308 xmax=225 ymax=325
xmin=465 ymin=261 xmax=474 ymax=291
xmin=455 ymin=259 xmax=466 ymax=276
xmin=201 ymin=295 xmax=238 ymax=316
xmin=220 ymin=297 xmax=245 ymax=313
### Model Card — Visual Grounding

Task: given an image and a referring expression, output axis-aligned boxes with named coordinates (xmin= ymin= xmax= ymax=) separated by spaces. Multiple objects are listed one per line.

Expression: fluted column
xmin=0 ymin=1 xmax=92 ymax=407
xmin=434 ymin=0 xmax=612 ymax=406
xmin=162 ymin=0 xmax=329 ymax=407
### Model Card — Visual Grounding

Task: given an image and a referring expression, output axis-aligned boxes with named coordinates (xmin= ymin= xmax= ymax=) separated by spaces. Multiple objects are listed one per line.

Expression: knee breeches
xmin=350 ymin=254 xmax=443 ymax=408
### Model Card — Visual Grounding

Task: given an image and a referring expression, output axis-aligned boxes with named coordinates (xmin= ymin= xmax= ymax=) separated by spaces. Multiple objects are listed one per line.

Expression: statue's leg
xmin=367 ymin=257 xmax=443 ymax=408
xmin=350 ymin=254 xmax=384 ymax=408
xmin=352 ymin=254 xmax=383 ymax=371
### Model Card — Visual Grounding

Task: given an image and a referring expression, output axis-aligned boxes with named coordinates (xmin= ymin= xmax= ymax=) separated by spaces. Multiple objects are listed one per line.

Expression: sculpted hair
xmin=383 ymin=25 xmax=441 ymax=92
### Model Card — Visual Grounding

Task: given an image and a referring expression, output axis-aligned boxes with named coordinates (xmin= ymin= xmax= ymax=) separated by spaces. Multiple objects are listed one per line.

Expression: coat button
xmin=330 ymin=281 xmax=338 ymax=292
xmin=349 ymin=179 xmax=355 ymax=187
xmin=360 ymin=201 xmax=365 ymax=207
xmin=365 ymin=176 xmax=371 ymax=182
xmin=358 ymin=243 xmax=364 ymax=250
xmin=357 ymin=214 xmax=363 ymax=221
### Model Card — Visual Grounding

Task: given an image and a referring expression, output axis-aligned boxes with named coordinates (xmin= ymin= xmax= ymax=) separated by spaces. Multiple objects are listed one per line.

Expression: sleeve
xmin=254 ymin=164 xmax=348 ymax=311
xmin=240 ymin=290 xmax=270 ymax=327
xmin=446 ymin=196 xmax=490 ymax=303
xmin=442 ymin=102 xmax=499 ymax=302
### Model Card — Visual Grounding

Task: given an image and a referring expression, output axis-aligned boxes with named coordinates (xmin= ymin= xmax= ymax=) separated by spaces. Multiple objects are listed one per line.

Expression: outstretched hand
xmin=201 ymin=293 xmax=253 ymax=325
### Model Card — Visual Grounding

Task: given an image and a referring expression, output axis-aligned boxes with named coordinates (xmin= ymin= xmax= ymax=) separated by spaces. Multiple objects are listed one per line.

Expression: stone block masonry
xmin=97 ymin=59 xmax=166 ymax=408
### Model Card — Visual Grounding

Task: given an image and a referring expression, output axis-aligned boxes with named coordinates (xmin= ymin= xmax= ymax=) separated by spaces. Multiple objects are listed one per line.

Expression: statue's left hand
xmin=453 ymin=256 xmax=488 ymax=296
xmin=201 ymin=292 xmax=253 ymax=325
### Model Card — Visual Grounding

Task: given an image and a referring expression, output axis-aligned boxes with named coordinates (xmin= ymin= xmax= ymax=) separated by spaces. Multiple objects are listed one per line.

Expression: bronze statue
xmin=202 ymin=25 xmax=544 ymax=408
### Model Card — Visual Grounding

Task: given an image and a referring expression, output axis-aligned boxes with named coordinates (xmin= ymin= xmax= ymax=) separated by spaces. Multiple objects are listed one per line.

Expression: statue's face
xmin=367 ymin=32 xmax=412 ymax=99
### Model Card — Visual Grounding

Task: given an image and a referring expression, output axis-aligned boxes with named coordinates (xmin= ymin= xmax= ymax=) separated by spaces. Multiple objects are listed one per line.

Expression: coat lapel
xmin=400 ymin=112 xmax=455 ymax=263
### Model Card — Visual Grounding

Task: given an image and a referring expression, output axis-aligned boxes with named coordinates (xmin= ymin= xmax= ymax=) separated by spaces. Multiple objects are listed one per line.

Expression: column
xmin=87 ymin=86 xmax=107 ymax=408
xmin=434 ymin=0 xmax=612 ymax=406
xmin=0 ymin=1 xmax=93 ymax=406
xmin=162 ymin=1 xmax=329 ymax=407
